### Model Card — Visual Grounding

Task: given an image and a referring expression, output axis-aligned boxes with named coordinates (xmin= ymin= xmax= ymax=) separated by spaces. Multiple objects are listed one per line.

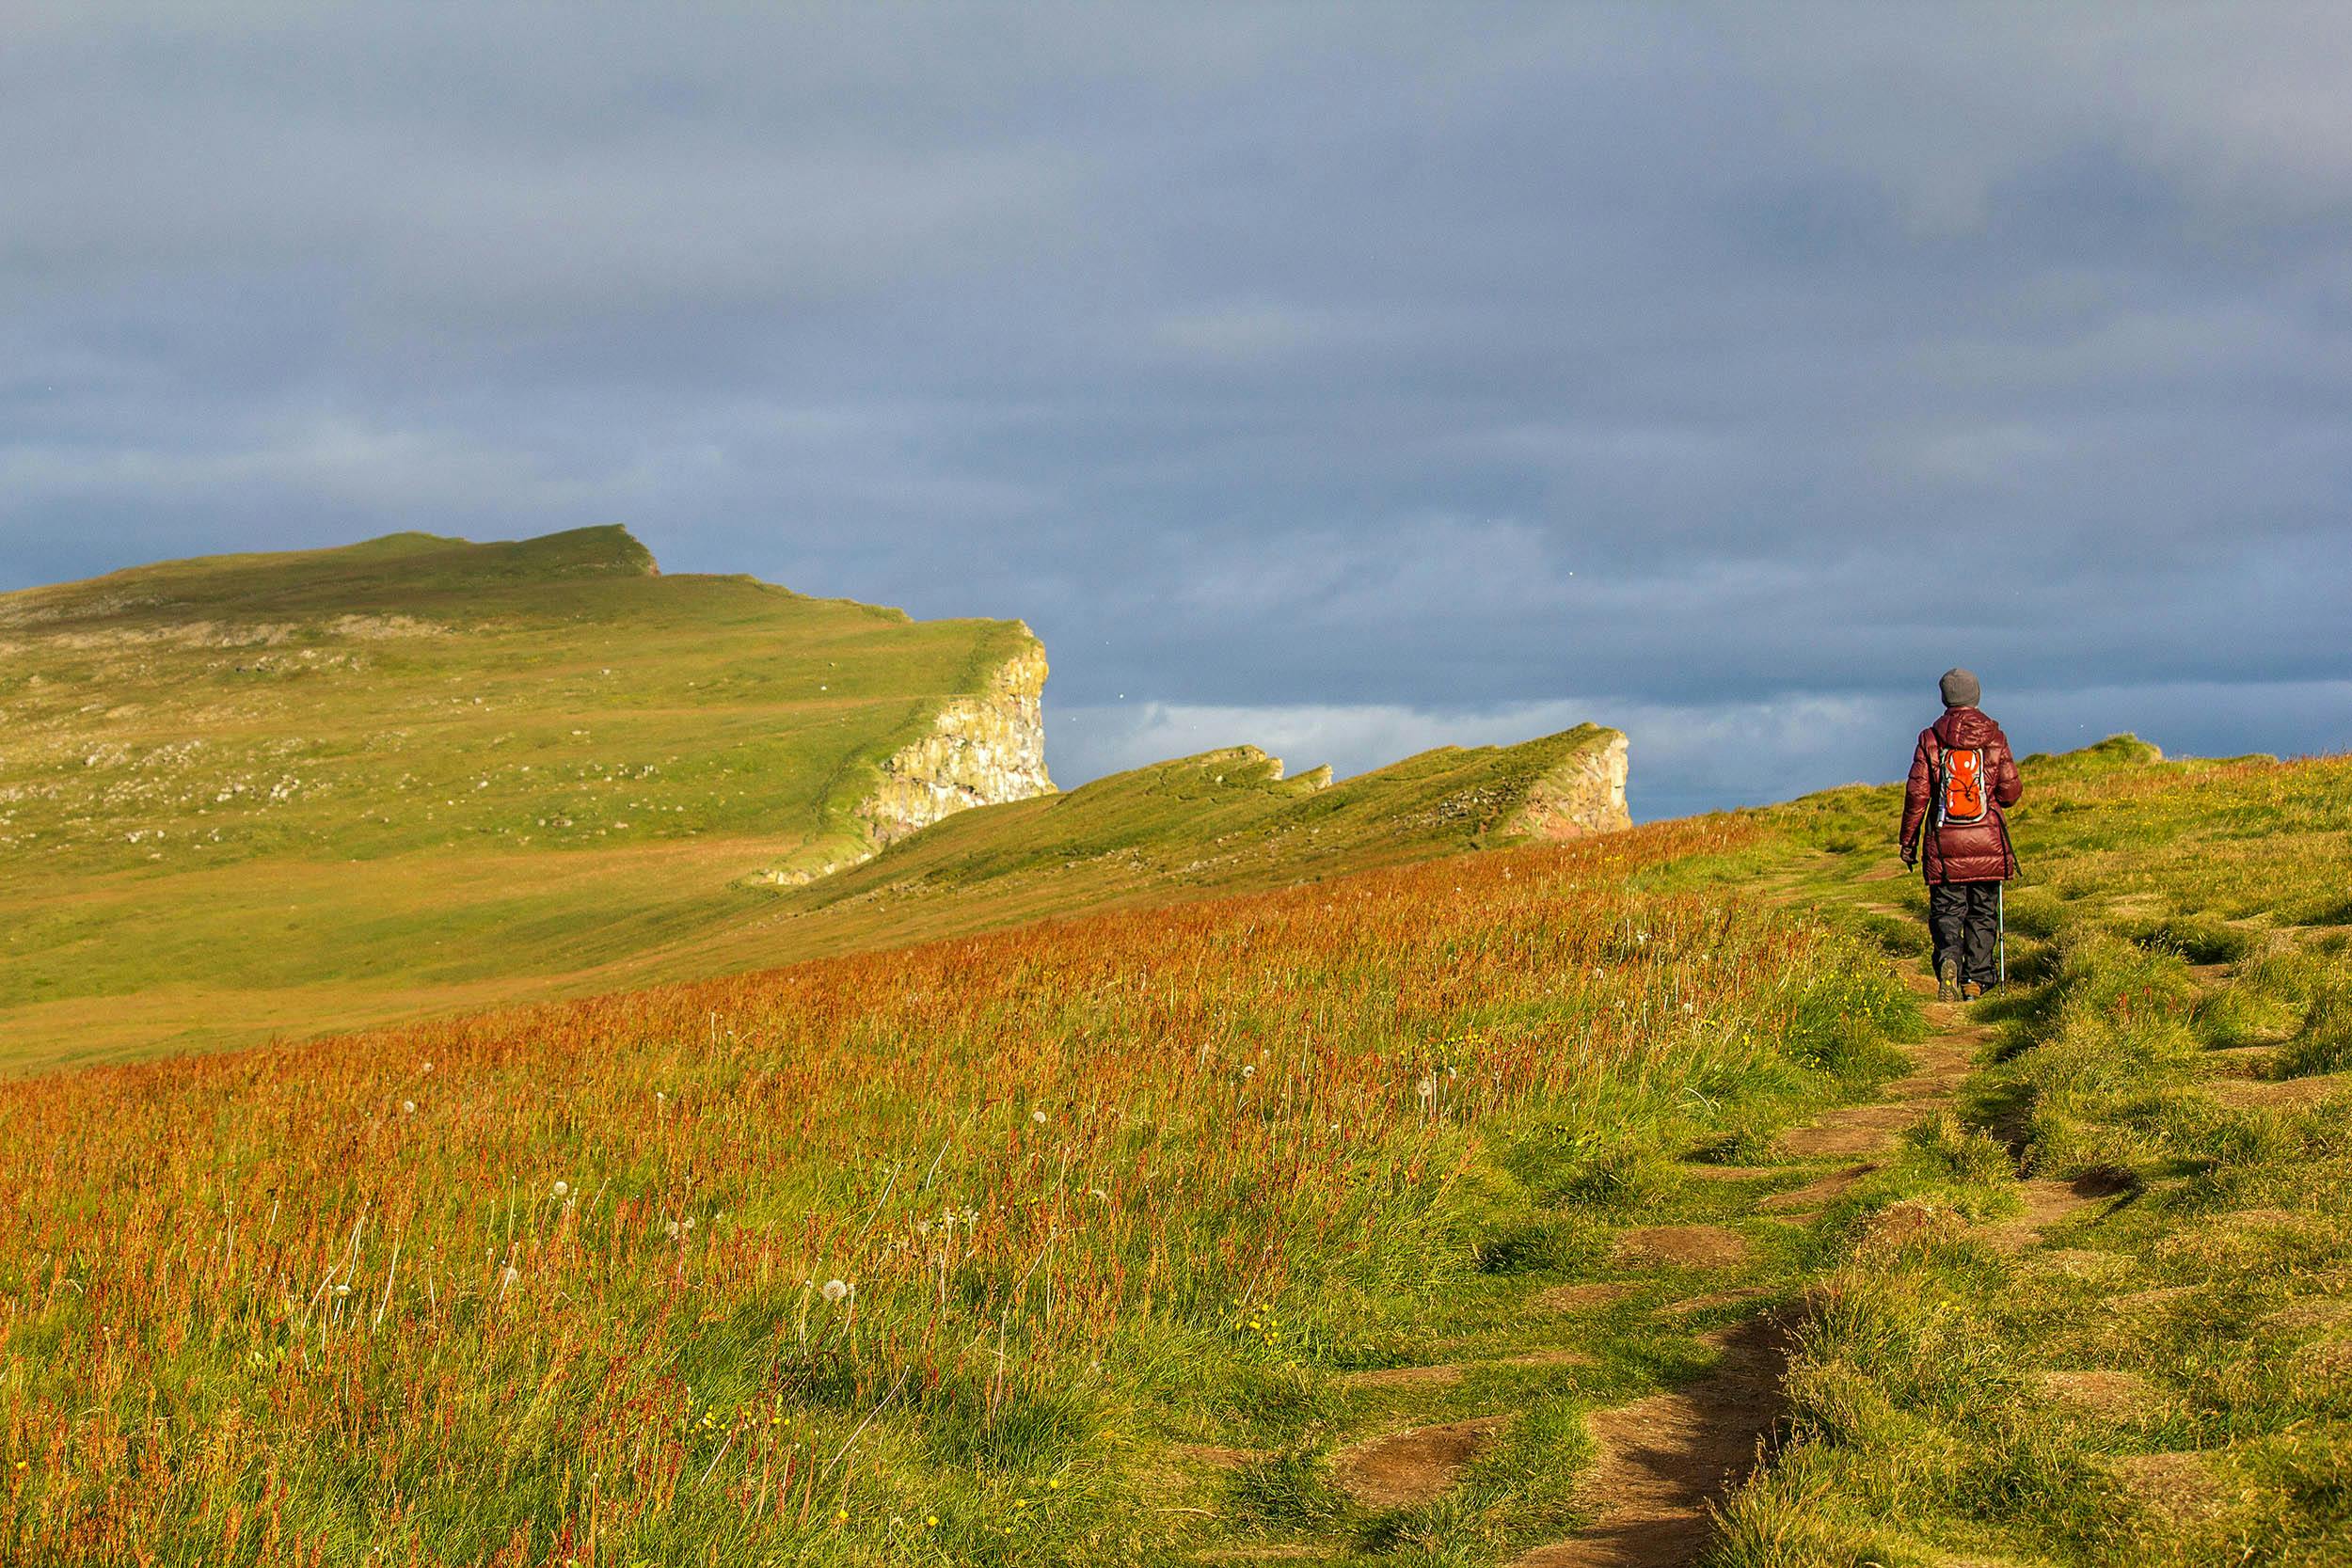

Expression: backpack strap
xmin=1922 ymin=730 xmax=1945 ymax=833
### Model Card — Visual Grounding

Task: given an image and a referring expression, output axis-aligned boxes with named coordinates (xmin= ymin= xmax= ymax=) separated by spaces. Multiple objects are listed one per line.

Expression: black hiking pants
xmin=1929 ymin=880 xmax=2003 ymax=987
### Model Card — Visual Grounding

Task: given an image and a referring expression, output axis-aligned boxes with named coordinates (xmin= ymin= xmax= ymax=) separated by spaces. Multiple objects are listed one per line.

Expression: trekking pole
xmin=1997 ymin=882 xmax=2007 ymax=988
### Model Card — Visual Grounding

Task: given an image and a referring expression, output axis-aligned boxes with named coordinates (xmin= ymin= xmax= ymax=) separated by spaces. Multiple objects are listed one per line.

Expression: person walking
xmin=1899 ymin=668 xmax=2023 ymax=1002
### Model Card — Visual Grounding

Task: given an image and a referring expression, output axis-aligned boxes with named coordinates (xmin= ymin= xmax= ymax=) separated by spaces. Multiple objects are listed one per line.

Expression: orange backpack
xmin=1935 ymin=744 xmax=1988 ymax=827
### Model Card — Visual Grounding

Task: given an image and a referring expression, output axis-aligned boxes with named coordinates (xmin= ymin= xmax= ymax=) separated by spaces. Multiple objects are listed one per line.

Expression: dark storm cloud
xmin=6 ymin=4 xmax=2348 ymax=813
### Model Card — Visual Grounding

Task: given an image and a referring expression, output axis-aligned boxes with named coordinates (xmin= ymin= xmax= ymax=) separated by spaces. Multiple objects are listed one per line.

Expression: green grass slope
xmin=0 ymin=809 xmax=1899 ymax=1568
xmin=0 ymin=527 xmax=1036 ymax=1069
xmin=0 ymin=531 xmax=1629 ymax=1073
xmin=1661 ymin=737 xmax=2352 ymax=1565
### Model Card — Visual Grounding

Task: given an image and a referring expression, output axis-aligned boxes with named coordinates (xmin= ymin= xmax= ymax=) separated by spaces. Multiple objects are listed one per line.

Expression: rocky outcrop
xmin=1500 ymin=729 xmax=1630 ymax=841
xmin=856 ymin=631 xmax=1055 ymax=849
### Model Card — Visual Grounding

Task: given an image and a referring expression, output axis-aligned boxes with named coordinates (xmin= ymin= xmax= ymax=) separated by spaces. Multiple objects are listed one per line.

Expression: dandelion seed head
xmin=821 ymin=1278 xmax=851 ymax=1304
xmin=501 ymin=1264 xmax=521 ymax=1288
xmin=401 ymin=1100 xmax=416 ymax=1115
xmin=551 ymin=1180 xmax=569 ymax=1198
xmin=1031 ymin=1109 xmax=1047 ymax=1124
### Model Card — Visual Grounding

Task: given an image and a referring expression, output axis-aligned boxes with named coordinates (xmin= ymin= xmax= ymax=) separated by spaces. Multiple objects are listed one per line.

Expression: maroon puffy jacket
xmin=1899 ymin=707 xmax=2022 ymax=884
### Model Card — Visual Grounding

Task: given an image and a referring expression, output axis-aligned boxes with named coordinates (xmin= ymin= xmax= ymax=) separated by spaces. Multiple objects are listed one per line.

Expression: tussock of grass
xmin=2271 ymin=982 xmax=2352 ymax=1081
xmin=2118 ymin=915 xmax=2251 ymax=967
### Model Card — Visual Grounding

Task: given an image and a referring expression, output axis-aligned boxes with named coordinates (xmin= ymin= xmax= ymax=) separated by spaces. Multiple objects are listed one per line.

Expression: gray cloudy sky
xmin=7 ymin=5 xmax=2347 ymax=817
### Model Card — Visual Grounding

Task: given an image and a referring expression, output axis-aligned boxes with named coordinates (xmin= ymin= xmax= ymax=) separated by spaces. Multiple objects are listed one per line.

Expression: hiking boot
xmin=1936 ymin=958 xmax=1961 ymax=1003
xmin=1962 ymin=981 xmax=1984 ymax=1001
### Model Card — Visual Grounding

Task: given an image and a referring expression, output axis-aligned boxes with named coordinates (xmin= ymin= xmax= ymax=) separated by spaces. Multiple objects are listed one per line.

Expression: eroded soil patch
xmin=1757 ymin=1164 xmax=1874 ymax=1215
xmin=2038 ymin=1369 xmax=2158 ymax=1419
xmin=2112 ymin=1451 xmax=2226 ymax=1525
xmin=2211 ymin=1072 xmax=2348 ymax=1110
xmin=1333 ymin=1415 xmax=1511 ymax=1509
xmin=1775 ymin=1102 xmax=1917 ymax=1158
xmin=1509 ymin=1317 xmax=1788 ymax=1567
xmin=1981 ymin=1173 xmax=2129 ymax=1252
xmin=1539 ymin=1282 xmax=1635 ymax=1312
xmin=1613 ymin=1226 xmax=1751 ymax=1270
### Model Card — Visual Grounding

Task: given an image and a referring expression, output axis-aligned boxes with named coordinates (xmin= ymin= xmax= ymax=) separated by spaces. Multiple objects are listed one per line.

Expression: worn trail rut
xmin=1497 ymin=973 xmax=1976 ymax=1566
xmin=1509 ymin=1318 xmax=1789 ymax=1568
xmin=1186 ymin=913 xmax=2054 ymax=1566
xmin=1336 ymin=1415 xmax=1515 ymax=1509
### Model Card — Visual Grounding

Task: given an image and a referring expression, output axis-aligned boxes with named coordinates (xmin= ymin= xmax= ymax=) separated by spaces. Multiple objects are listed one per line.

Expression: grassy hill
xmin=0 ymin=531 xmax=1628 ymax=1072
xmin=6 ymin=736 xmax=2343 ymax=1565
xmin=689 ymin=725 xmax=1629 ymax=974
xmin=0 ymin=526 xmax=1046 ymax=1069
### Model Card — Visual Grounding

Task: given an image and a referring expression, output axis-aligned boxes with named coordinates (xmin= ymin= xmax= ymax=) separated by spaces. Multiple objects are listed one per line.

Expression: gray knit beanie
xmin=1939 ymin=668 xmax=1981 ymax=708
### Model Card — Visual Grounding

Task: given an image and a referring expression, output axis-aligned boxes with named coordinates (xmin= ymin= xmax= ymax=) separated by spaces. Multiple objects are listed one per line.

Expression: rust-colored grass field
xmin=0 ymin=816 xmax=1909 ymax=1565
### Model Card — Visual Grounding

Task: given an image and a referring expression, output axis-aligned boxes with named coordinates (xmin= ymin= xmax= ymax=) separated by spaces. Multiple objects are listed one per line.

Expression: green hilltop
xmin=0 ymin=527 xmax=1042 ymax=1068
xmin=0 ymin=528 xmax=1630 ymax=1072
xmin=0 ymin=525 xmax=1035 ymax=880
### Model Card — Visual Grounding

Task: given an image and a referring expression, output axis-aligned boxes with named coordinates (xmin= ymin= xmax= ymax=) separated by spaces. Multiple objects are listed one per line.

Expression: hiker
xmin=1899 ymin=668 xmax=2022 ymax=1002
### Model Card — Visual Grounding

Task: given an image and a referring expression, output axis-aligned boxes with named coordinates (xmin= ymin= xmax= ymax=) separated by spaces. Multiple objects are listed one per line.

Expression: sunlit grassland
xmin=1702 ymin=742 xmax=2352 ymax=1566
xmin=0 ymin=817 xmax=1915 ymax=1566
xmin=0 ymin=531 xmax=1630 ymax=1075
xmin=0 ymin=526 xmax=1040 ymax=1069
xmin=10 ymin=723 xmax=2340 ymax=1566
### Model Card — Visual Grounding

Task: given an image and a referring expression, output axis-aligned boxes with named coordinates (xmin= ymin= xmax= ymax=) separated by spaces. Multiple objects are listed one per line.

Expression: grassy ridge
xmin=0 ymin=532 xmax=1629 ymax=1074
xmin=0 ymin=528 xmax=1033 ymax=1068
xmin=0 ymin=816 xmax=1912 ymax=1565
xmin=693 ymin=725 xmax=1628 ymax=973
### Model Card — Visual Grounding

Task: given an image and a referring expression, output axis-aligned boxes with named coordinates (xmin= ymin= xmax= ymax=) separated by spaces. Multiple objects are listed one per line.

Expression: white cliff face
xmin=1502 ymin=730 xmax=1631 ymax=841
xmin=856 ymin=633 xmax=1054 ymax=849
